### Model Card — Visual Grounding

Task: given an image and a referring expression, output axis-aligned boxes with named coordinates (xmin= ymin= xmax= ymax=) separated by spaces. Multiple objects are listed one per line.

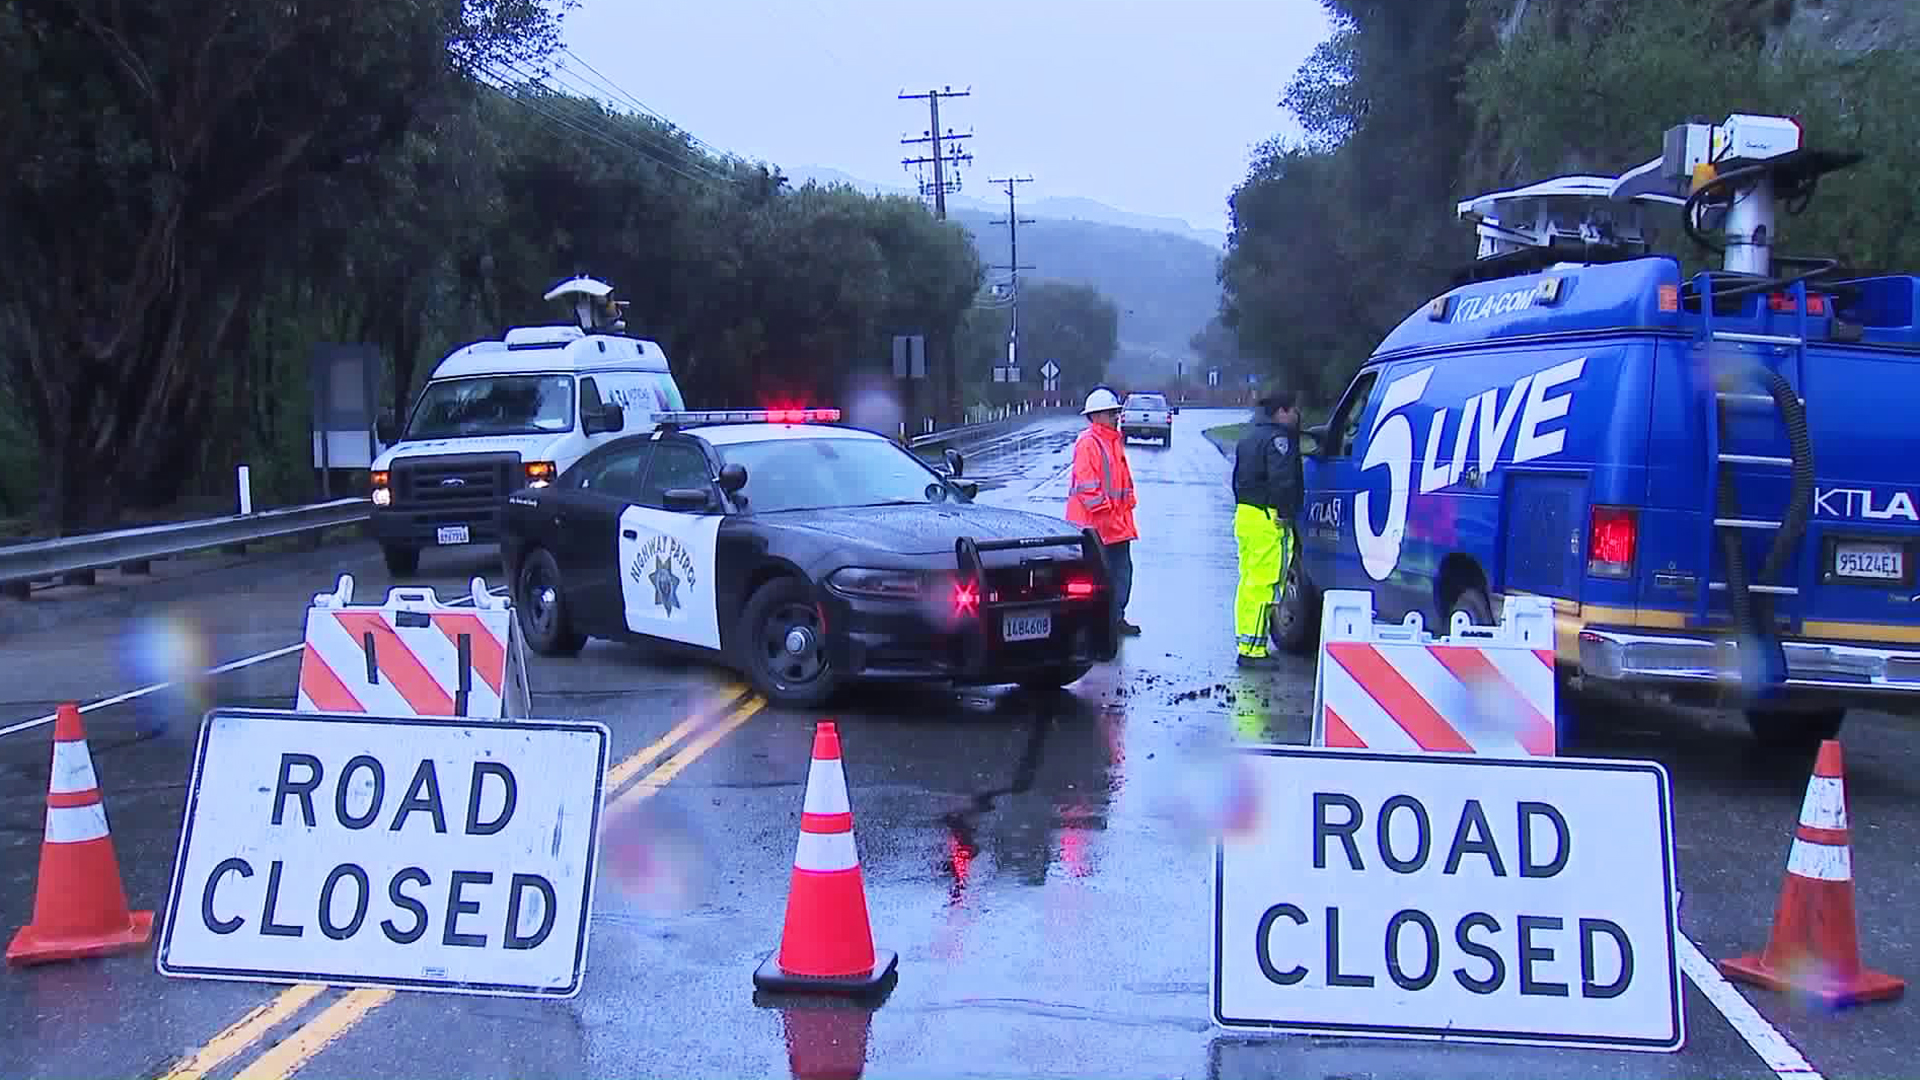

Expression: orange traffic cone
xmin=6 ymin=703 xmax=154 ymax=965
xmin=1719 ymin=740 xmax=1905 ymax=1006
xmin=754 ymin=721 xmax=897 ymax=995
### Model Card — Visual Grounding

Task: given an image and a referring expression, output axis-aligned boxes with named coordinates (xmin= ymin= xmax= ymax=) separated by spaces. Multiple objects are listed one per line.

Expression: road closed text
xmin=1213 ymin=749 xmax=1682 ymax=1051
xmin=195 ymin=754 xmax=559 ymax=951
xmin=1251 ymin=795 xmax=1633 ymax=999
xmin=160 ymin=711 xmax=608 ymax=998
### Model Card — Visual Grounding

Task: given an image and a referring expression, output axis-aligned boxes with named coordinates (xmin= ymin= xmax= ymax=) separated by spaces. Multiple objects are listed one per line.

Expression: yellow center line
xmin=216 ymin=688 xmax=769 ymax=1080
xmin=604 ymin=681 xmax=747 ymax=793
xmin=230 ymin=989 xmax=395 ymax=1080
xmin=152 ymin=680 xmax=747 ymax=1080
xmin=155 ymin=983 xmax=327 ymax=1080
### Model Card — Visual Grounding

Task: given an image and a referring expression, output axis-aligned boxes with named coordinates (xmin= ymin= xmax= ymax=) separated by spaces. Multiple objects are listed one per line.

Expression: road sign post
xmin=1212 ymin=745 xmax=1683 ymax=1052
xmin=157 ymin=708 xmax=609 ymax=999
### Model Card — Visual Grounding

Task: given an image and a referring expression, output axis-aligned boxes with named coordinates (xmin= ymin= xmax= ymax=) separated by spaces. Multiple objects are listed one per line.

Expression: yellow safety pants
xmin=1233 ymin=503 xmax=1294 ymax=657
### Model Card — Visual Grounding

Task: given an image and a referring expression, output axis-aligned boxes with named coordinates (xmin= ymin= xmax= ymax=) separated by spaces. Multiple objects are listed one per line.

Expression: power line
xmin=899 ymin=87 xmax=973 ymax=219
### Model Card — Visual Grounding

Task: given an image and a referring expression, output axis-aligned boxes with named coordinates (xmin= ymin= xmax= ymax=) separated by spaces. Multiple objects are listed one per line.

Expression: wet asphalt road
xmin=2 ymin=407 xmax=1917 ymax=1079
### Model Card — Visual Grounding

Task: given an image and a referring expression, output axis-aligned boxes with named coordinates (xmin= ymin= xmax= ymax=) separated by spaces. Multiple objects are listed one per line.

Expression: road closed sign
xmin=158 ymin=708 xmax=609 ymax=998
xmin=1212 ymin=746 xmax=1682 ymax=1052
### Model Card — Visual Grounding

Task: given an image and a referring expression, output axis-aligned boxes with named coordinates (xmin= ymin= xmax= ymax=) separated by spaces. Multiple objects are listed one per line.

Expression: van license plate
xmin=1834 ymin=542 xmax=1902 ymax=580
xmin=436 ymin=525 xmax=470 ymax=546
xmin=1003 ymin=613 xmax=1052 ymax=642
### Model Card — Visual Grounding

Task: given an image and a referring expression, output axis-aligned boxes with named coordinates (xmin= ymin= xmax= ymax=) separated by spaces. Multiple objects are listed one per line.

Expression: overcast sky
xmin=553 ymin=0 xmax=1330 ymax=236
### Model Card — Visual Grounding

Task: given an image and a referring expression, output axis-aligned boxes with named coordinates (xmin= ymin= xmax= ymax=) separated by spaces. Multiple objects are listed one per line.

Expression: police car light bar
xmin=652 ymin=408 xmax=843 ymax=426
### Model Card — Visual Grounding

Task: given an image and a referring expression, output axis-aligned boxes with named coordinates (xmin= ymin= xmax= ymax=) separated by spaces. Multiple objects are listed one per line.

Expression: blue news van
xmin=1272 ymin=114 xmax=1919 ymax=745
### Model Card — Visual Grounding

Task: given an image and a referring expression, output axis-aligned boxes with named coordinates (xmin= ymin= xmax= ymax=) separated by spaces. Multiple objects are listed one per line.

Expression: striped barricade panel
xmin=1309 ymin=589 xmax=1557 ymax=757
xmin=294 ymin=575 xmax=530 ymax=720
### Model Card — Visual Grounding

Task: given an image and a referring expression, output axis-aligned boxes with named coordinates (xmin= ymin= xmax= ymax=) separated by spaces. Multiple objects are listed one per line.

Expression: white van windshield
xmin=404 ymin=375 xmax=575 ymax=439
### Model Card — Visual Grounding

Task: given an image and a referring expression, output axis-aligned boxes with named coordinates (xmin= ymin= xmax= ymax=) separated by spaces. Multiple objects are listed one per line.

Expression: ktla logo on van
xmin=1355 ymin=357 xmax=1586 ymax=581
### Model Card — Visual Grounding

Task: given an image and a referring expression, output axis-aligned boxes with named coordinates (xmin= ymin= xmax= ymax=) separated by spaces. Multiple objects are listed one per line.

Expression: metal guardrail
xmin=0 ymin=497 xmax=371 ymax=595
xmin=908 ymin=407 xmax=1067 ymax=449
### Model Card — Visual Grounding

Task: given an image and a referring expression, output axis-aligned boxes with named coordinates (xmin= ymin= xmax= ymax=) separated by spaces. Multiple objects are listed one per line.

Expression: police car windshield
xmin=404 ymin=375 xmax=575 ymax=439
xmin=716 ymin=437 xmax=958 ymax=513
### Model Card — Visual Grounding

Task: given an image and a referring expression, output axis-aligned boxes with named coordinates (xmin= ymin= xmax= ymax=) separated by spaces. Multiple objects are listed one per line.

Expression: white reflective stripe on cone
xmin=1797 ymin=775 xmax=1847 ymax=831
xmin=50 ymin=739 xmax=100 ymax=796
xmin=1787 ymin=837 xmax=1852 ymax=882
xmin=46 ymin=802 xmax=110 ymax=844
xmin=794 ymin=829 xmax=860 ymax=873
xmin=802 ymin=759 xmax=851 ymax=816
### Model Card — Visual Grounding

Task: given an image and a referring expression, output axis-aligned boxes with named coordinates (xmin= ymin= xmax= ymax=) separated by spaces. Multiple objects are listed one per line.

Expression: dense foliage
xmin=1 ymin=0 xmax=1124 ymax=532
xmin=1219 ymin=0 xmax=1920 ymax=409
xmin=954 ymin=279 xmax=1120 ymax=407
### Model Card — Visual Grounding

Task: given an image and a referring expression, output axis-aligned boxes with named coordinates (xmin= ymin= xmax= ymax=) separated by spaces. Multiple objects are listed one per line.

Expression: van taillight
xmin=1588 ymin=506 xmax=1637 ymax=578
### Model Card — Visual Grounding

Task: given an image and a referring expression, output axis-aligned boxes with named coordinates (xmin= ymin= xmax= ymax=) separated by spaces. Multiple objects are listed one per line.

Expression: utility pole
xmin=899 ymin=87 xmax=974 ymax=424
xmin=989 ymin=176 xmax=1036 ymax=401
xmin=899 ymin=87 xmax=973 ymax=219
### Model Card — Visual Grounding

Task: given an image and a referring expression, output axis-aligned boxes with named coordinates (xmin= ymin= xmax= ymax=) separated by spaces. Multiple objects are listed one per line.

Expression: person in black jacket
xmin=1229 ymin=390 xmax=1303 ymax=666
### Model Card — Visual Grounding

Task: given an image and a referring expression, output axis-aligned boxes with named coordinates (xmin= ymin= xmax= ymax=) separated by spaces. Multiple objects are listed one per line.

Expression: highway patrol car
xmin=1274 ymin=113 xmax=1920 ymax=746
xmin=499 ymin=408 xmax=1120 ymax=707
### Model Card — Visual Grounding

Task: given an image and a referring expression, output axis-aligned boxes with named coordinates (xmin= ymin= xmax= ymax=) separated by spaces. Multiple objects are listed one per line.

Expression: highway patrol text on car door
xmin=619 ymin=437 xmax=724 ymax=649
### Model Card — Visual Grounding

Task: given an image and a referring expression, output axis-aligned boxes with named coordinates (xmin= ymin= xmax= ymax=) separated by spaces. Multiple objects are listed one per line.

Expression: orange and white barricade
xmin=1309 ymin=589 xmax=1556 ymax=757
xmin=295 ymin=574 xmax=531 ymax=719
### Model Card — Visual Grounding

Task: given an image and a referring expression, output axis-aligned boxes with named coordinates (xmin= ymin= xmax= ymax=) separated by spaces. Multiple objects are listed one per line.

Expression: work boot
xmin=1118 ymin=618 xmax=1142 ymax=635
xmin=1236 ymin=652 xmax=1277 ymax=669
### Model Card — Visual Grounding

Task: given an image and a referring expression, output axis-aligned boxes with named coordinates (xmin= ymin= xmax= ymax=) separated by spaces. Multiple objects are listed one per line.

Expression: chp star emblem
xmin=1272 ymin=434 xmax=1290 ymax=456
xmin=649 ymin=556 xmax=682 ymax=615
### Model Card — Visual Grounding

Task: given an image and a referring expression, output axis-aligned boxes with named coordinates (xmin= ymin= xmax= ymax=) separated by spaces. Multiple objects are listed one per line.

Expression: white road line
xmin=0 ymin=585 xmax=510 ymax=740
xmin=1678 ymin=932 xmax=1825 ymax=1079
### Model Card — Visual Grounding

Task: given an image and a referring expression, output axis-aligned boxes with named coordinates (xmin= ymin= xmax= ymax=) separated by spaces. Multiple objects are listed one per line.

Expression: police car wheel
xmin=735 ymin=576 xmax=838 ymax=708
xmin=516 ymin=548 xmax=586 ymax=657
xmin=1016 ymin=663 xmax=1093 ymax=690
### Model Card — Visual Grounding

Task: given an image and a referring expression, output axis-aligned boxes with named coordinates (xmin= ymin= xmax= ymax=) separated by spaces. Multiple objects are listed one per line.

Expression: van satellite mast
xmin=1455 ymin=114 xmax=1862 ymax=286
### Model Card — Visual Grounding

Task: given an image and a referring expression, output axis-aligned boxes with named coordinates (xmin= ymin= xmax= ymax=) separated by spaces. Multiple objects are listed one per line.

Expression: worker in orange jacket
xmin=1064 ymin=387 xmax=1140 ymax=635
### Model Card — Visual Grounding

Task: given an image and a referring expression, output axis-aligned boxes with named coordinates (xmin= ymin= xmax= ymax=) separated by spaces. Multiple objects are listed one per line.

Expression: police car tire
xmin=515 ymin=547 xmax=587 ymax=657
xmin=1016 ymin=663 xmax=1093 ymax=690
xmin=734 ymin=575 xmax=839 ymax=709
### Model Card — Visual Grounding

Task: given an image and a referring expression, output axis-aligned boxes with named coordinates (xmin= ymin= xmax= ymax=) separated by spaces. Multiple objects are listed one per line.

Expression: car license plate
xmin=1003 ymin=612 xmax=1052 ymax=642
xmin=1834 ymin=541 xmax=1903 ymax=580
xmin=436 ymin=525 xmax=470 ymax=546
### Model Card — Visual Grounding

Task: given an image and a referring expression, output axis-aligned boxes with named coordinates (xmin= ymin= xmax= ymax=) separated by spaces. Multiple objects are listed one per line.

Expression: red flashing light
xmin=765 ymin=407 xmax=842 ymax=424
xmin=1588 ymin=505 xmax=1637 ymax=578
xmin=953 ymin=580 xmax=980 ymax=616
xmin=1064 ymin=575 xmax=1097 ymax=598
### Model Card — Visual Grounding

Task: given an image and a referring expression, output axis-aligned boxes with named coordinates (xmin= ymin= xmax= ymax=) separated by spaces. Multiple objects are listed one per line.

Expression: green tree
xmin=0 ymin=0 xmax=569 ymax=531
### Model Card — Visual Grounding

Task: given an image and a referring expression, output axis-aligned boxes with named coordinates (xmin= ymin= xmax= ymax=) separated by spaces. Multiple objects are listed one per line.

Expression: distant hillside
xmin=785 ymin=165 xmax=1229 ymax=249
xmin=948 ymin=209 xmax=1223 ymax=361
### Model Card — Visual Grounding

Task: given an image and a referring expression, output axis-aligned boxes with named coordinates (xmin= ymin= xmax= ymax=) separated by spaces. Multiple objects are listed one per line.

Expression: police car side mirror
xmin=944 ymin=448 xmax=965 ymax=477
xmin=375 ymin=411 xmax=399 ymax=445
xmin=663 ymin=487 xmax=714 ymax=513
xmin=717 ymin=463 xmax=748 ymax=493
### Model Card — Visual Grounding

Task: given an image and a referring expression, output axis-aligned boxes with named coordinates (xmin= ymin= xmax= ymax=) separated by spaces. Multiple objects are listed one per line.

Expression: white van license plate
xmin=437 ymin=525 xmax=470 ymax=546
xmin=1834 ymin=542 xmax=1902 ymax=580
xmin=1003 ymin=613 xmax=1052 ymax=642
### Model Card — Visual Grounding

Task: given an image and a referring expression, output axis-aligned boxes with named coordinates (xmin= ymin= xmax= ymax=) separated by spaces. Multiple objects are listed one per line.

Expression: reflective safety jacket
xmin=1064 ymin=422 xmax=1138 ymax=545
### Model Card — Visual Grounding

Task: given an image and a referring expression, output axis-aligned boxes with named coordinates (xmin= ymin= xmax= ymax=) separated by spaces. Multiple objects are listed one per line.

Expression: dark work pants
xmin=1106 ymin=540 xmax=1133 ymax=624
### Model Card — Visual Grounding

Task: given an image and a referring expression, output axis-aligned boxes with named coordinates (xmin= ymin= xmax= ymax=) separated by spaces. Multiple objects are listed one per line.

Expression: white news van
xmin=368 ymin=277 xmax=687 ymax=576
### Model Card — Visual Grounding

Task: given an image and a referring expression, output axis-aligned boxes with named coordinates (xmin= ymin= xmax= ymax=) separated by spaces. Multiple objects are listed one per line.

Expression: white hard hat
xmin=1082 ymin=388 xmax=1122 ymax=414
